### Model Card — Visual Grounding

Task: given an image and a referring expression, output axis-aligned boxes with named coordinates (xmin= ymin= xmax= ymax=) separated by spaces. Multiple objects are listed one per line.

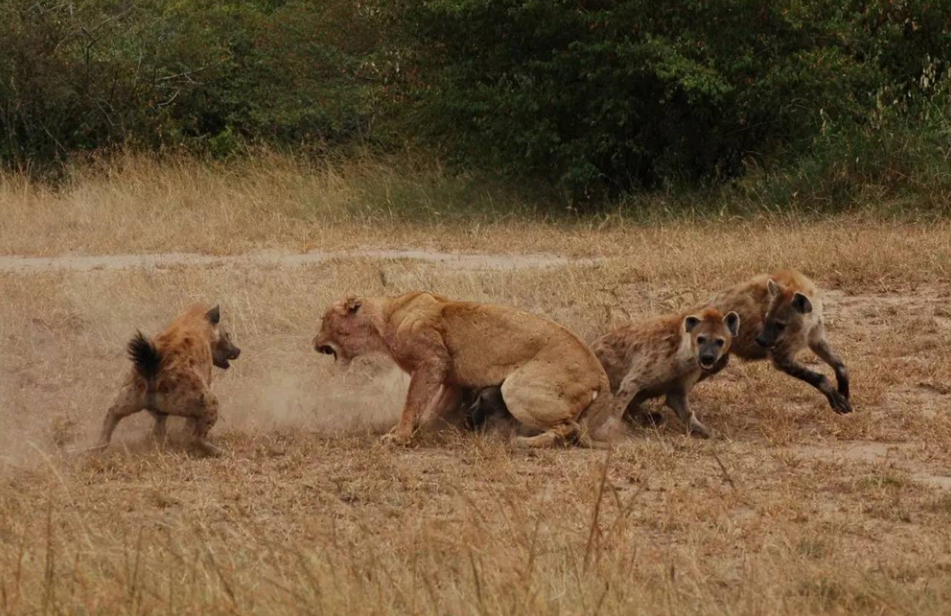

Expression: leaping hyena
xmin=591 ymin=307 xmax=740 ymax=438
xmin=94 ymin=304 xmax=241 ymax=456
xmin=700 ymin=269 xmax=851 ymax=413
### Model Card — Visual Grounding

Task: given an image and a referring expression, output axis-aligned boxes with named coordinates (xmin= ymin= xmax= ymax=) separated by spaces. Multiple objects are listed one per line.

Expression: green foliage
xmin=0 ymin=0 xmax=388 ymax=166
xmin=398 ymin=0 xmax=951 ymax=199
xmin=1 ymin=0 xmax=949 ymax=209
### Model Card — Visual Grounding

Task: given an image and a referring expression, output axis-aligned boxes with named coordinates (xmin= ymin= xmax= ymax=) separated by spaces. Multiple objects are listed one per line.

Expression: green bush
xmin=1 ymin=0 xmax=949 ymax=211
xmin=0 ymin=0 xmax=388 ymax=166
xmin=398 ymin=0 xmax=951 ymax=200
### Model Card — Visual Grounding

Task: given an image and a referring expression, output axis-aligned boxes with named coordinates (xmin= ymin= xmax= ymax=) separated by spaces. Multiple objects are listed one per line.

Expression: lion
xmin=313 ymin=292 xmax=612 ymax=447
xmin=94 ymin=304 xmax=241 ymax=456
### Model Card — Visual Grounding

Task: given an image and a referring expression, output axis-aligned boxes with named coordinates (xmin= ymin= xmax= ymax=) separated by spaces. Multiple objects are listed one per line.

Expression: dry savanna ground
xmin=1 ymin=157 xmax=951 ymax=615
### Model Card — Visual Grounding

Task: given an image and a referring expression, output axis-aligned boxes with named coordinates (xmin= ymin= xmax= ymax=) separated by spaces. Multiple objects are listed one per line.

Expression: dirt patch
xmin=913 ymin=473 xmax=951 ymax=491
xmin=784 ymin=441 xmax=917 ymax=464
xmin=0 ymin=249 xmax=602 ymax=273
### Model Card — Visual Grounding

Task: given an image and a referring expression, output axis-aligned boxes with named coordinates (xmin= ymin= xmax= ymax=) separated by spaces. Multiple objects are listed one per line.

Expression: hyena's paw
xmin=194 ymin=439 xmax=226 ymax=457
xmin=688 ymin=420 xmax=714 ymax=439
xmin=827 ymin=390 xmax=853 ymax=414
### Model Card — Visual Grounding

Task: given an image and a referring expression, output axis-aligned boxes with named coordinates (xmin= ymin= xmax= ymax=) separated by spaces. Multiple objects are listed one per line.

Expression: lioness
xmin=313 ymin=292 xmax=612 ymax=447
xmin=94 ymin=305 xmax=241 ymax=456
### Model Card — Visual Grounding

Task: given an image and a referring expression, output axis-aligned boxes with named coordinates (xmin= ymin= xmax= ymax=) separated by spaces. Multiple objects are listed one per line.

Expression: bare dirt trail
xmin=0 ymin=249 xmax=602 ymax=273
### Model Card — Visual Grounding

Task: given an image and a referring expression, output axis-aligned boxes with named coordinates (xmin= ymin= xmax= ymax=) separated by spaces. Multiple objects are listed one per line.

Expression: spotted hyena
xmin=591 ymin=308 xmax=740 ymax=438
xmin=700 ymin=269 xmax=851 ymax=414
xmin=94 ymin=305 xmax=241 ymax=456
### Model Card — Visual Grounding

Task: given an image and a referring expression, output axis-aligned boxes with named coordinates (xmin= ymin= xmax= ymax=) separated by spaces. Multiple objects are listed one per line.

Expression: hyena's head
xmin=684 ymin=308 xmax=740 ymax=370
xmin=313 ymin=297 xmax=385 ymax=367
xmin=206 ymin=305 xmax=241 ymax=369
xmin=756 ymin=279 xmax=813 ymax=348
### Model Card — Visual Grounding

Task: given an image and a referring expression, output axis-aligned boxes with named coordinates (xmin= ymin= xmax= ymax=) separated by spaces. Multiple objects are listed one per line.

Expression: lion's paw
xmin=380 ymin=430 xmax=413 ymax=447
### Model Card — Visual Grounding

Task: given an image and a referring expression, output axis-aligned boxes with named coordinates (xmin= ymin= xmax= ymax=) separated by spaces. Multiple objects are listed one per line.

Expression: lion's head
xmin=313 ymin=297 xmax=385 ymax=367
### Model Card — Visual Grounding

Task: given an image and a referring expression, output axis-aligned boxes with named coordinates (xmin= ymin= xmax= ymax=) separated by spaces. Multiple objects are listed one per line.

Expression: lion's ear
xmin=345 ymin=298 xmax=362 ymax=314
xmin=206 ymin=305 xmax=221 ymax=325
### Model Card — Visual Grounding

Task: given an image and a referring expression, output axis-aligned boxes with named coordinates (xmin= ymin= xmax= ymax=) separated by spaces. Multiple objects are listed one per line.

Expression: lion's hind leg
xmin=501 ymin=359 xmax=600 ymax=449
xmin=513 ymin=420 xmax=580 ymax=448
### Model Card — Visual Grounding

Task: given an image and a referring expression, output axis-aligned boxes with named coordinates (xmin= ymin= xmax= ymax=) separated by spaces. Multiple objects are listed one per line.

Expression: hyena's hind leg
xmin=809 ymin=329 xmax=850 ymax=401
xmin=148 ymin=411 xmax=169 ymax=445
xmin=94 ymin=379 xmax=146 ymax=450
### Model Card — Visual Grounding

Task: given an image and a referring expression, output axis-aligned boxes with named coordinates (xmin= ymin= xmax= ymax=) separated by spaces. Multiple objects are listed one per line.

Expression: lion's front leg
xmin=382 ymin=367 xmax=446 ymax=446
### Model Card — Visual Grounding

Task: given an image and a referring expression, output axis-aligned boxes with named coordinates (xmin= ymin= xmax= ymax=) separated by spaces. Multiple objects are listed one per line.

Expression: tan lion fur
xmin=313 ymin=292 xmax=612 ymax=447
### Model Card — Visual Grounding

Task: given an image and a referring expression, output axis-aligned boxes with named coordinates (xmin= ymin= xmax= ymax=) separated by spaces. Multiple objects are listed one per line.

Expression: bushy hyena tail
xmin=127 ymin=331 xmax=162 ymax=382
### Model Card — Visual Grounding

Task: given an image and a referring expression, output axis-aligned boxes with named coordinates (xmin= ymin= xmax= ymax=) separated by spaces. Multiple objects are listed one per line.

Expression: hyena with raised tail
xmin=94 ymin=305 xmax=241 ymax=456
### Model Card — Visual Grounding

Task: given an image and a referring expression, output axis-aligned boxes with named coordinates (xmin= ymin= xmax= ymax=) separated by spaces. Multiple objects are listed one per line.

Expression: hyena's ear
xmin=792 ymin=292 xmax=813 ymax=314
xmin=206 ymin=305 xmax=221 ymax=325
xmin=345 ymin=298 xmax=362 ymax=314
xmin=723 ymin=311 xmax=740 ymax=337
xmin=684 ymin=315 xmax=702 ymax=333
xmin=767 ymin=278 xmax=780 ymax=297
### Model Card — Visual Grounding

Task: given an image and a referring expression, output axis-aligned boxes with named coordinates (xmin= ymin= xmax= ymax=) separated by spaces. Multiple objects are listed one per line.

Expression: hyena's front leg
xmin=603 ymin=372 xmax=650 ymax=439
xmin=94 ymin=379 xmax=146 ymax=450
xmin=809 ymin=333 xmax=850 ymax=401
xmin=191 ymin=392 xmax=223 ymax=457
xmin=771 ymin=352 xmax=852 ymax=414
xmin=664 ymin=391 xmax=712 ymax=438
xmin=621 ymin=392 xmax=667 ymax=427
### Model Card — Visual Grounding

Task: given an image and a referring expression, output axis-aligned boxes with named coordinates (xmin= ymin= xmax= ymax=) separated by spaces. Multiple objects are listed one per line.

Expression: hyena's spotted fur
xmin=700 ymin=269 xmax=851 ymax=413
xmin=591 ymin=307 xmax=740 ymax=439
xmin=94 ymin=304 xmax=241 ymax=456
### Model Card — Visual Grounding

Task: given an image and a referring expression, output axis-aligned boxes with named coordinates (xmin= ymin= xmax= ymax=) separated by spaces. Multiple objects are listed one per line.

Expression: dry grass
xmin=1 ymin=157 xmax=951 ymax=615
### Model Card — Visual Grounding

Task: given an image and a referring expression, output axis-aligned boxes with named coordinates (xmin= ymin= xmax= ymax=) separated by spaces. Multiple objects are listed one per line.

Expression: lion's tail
xmin=577 ymin=372 xmax=614 ymax=448
xmin=127 ymin=331 xmax=162 ymax=383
